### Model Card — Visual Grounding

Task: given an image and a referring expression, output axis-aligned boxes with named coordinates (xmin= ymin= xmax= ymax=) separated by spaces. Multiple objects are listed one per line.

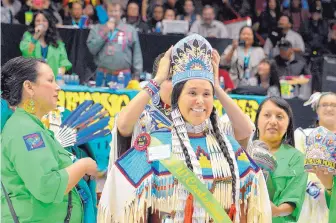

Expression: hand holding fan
xmin=250 ymin=140 xmax=278 ymax=180
xmin=55 ymin=100 xmax=111 ymax=147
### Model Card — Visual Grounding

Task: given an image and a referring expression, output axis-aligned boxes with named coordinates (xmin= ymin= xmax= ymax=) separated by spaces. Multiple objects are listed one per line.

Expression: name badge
xmin=117 ymin=32 xmax=124 ymax=45
xmin=147 ymin=144 xmax=171 ymax=162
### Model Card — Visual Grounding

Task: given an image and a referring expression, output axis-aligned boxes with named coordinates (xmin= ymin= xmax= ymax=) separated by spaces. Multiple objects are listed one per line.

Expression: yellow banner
xmin=57 ymin=87 xmax=265 ymax=129
xmin=305 ymin=158 xmax=336 ymax=169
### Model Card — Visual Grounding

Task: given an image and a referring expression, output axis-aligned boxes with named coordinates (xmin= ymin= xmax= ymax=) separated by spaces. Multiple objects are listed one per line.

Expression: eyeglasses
xmin=318 ymin=103 xmax=336 ymax=109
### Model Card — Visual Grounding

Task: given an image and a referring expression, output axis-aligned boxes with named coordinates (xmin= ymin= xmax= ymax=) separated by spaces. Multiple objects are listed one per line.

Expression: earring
xmin=23 ymin=98 xmax=36 ymax=114
xmin=284 ymin=133 xmax=288 ymax=142
xmin=256 ymin=129 xmax=259 ymax=138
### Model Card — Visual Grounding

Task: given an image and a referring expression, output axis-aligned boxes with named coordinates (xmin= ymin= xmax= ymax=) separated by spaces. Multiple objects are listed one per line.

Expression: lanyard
xmin=108 ymin=29 xmax=119 ymax=41
xmin=241 ymin=47 xmax=252 ymax=70
xmin=239 ymin=47 xmax=252 ymax=79
xmin=72 ymin=19 xmax=79 ymax=27
xmin=41 ymin=46 xmax=48 ymax=62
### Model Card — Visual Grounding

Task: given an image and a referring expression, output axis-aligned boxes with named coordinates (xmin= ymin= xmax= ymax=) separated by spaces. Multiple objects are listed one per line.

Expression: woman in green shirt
xmin=1 ymin=57 xmax=96 ymax=222
xmin=20 ymin=10 xmax=72 ymax=77
xmin=254 ymin=97 xmax=308 ymax=223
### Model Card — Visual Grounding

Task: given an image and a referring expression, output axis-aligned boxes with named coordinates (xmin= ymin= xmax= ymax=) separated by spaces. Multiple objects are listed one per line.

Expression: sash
xmin=160 ymin=157 xmax=232 ymax=223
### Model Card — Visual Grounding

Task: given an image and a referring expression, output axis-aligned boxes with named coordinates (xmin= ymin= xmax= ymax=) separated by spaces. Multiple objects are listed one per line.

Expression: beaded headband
xmin=171 ymin=34 xmax=214 ymax=87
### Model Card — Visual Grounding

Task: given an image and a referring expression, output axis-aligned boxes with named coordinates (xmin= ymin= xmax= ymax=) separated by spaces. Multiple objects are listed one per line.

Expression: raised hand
xmin=155 ymin=46 xmax=173 ymax=85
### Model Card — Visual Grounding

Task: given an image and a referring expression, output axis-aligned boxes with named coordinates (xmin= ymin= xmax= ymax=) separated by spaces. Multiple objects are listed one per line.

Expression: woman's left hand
xmin=211 ymin=49 xmax=220 ymax=88
xmin=309 ymin=166 xmax=334 ymax=189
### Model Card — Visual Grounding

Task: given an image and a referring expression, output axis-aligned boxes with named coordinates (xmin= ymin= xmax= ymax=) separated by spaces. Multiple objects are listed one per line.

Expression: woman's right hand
xmin=33 ymin=25 xmax=44 ymax=39
xmin=232 ymin=39 xmax=238 ymax=50
xmin=106 ymin=19 xmax=115 ymax=31
xmin=154 ymin=46 xmax=173 ymax=85
xmin=81 ymin=157 xmax=98 ymax=177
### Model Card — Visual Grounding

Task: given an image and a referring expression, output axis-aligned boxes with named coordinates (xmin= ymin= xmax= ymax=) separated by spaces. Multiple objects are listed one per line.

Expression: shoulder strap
xmin=64 ymin=191 xmax=73 ymax=223
xmin=1 ymin=181 xmax=20 ymax=223
xmin=1 ymin=182 xmax=72 ymax=223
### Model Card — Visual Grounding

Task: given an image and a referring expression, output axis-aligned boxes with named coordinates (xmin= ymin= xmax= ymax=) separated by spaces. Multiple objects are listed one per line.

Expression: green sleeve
xmin=6 ymin=131 xmax=68 ymax=204
xmin=325 ymin=190 xmax=331 ymax=209
xmin=58 ymin=41 xmax=72 ymax=71
xmin=325 ymin=177 xmax=336 ymax=209
xmin=19 ymin=32 xmax=36 ymax=58
xmin=86 ymin=25 xmax=108 ymax=56
xmin=278 ymin=152 xmax=308 ymax=222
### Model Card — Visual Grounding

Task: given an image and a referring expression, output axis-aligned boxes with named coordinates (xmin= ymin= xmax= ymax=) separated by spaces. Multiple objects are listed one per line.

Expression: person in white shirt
xmin=189 ymin=5 xmax=228 ymax=38
xmin=264 ymin=15 xmax=305 ymax=58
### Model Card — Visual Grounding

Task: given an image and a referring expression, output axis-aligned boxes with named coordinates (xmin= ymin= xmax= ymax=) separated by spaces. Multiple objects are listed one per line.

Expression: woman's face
xmin=160 ymin=80 xmax=173 ymax=106
xmin=257 ymin=101 xmax=290 ymax=144
xmin=35 ymin=13 xmax=49 ymax=31
xmin=268 ymin=0 xmax=276 ymax=10
xmin=316 ymin=94 xmax=336 ymax=127
xmin=84 ymin=4 xmax=94 ymax=16
xmin=164 ymin=9 xmax=175 ymax=20
xmin=178 ymin=79 xmax=213 ymax=125
xmin=240 ymin=27 xmax=254 ymax=47
xmin=153 ymin=6 xmax=164 ymax=21
xmin=258 ymin=62 xmax=271 ymax=78
xmin=127 ymin=2 xmax=139 ymax=17
xmin=31 ymin=63 xmax=60 ymax=113
xmin=184 ymin=0 xmax=194 ymax=14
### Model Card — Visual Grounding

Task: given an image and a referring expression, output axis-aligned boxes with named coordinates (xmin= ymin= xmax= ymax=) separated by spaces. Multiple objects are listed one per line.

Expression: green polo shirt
xmin=267 ymin=144 xmax=308 ymax=223
xmin=1 ymin=108 xmax=83 ymax=222
xmin=325 ymin=177 xmax=336 ymax=223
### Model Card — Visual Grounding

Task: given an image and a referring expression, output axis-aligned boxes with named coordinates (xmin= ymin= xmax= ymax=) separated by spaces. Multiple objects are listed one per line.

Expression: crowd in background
xmin=2 ymin=0 xmax=336 ymax=96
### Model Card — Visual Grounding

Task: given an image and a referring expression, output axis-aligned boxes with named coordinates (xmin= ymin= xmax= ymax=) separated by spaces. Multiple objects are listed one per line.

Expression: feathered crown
xmin=171 ymin=34 xmax=213 ymax=87
xmin=304 ymin=126 xmax=336 ymax=174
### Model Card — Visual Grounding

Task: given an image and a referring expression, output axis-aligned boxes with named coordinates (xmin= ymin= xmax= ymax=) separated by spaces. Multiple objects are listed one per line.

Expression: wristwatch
xmin=326 ymin=183 xmax=334 ymax=195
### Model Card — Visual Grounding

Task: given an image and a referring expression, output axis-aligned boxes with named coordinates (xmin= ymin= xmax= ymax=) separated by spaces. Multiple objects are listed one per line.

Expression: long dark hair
xmin=256 ymin=59 xmax=281 ymax=96
xmin=182 ymin=0 xmax=196 ymax=16
xmin=238 ymin=25 xmax=260 ymax=47
xmin=1 ymin=57 xmax=46 ymax=106
xmin=254 ymin=97 xmax=295 ymax=147
xmin=27 ymin=10 xmax=60 ymax=48
xmin=171 ymin=81 xmax=237 ymax=205
xmin=266 ymin=0 xmax=281 ymax=20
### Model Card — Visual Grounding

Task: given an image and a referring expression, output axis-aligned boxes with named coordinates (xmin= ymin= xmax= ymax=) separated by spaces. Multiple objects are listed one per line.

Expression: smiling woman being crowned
xmin=98 ymin=34 xmax=272 ymax=223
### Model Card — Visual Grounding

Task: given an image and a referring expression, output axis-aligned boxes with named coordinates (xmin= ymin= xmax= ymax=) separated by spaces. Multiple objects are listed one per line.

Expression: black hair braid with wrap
xmin=209 ymin=107 xmax=237 ymax=204
xmin=173 ymin=126 xmax=194 ymax=171
xmin=171 ymin=81 xmax=195 ymax=171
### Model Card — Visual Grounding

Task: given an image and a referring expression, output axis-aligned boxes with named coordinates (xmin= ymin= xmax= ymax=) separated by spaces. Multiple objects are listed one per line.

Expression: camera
xmin=238 ymin=40 xmax=245 ymax=47
xmin=269 ymin=27 xmax=284 ymax=46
